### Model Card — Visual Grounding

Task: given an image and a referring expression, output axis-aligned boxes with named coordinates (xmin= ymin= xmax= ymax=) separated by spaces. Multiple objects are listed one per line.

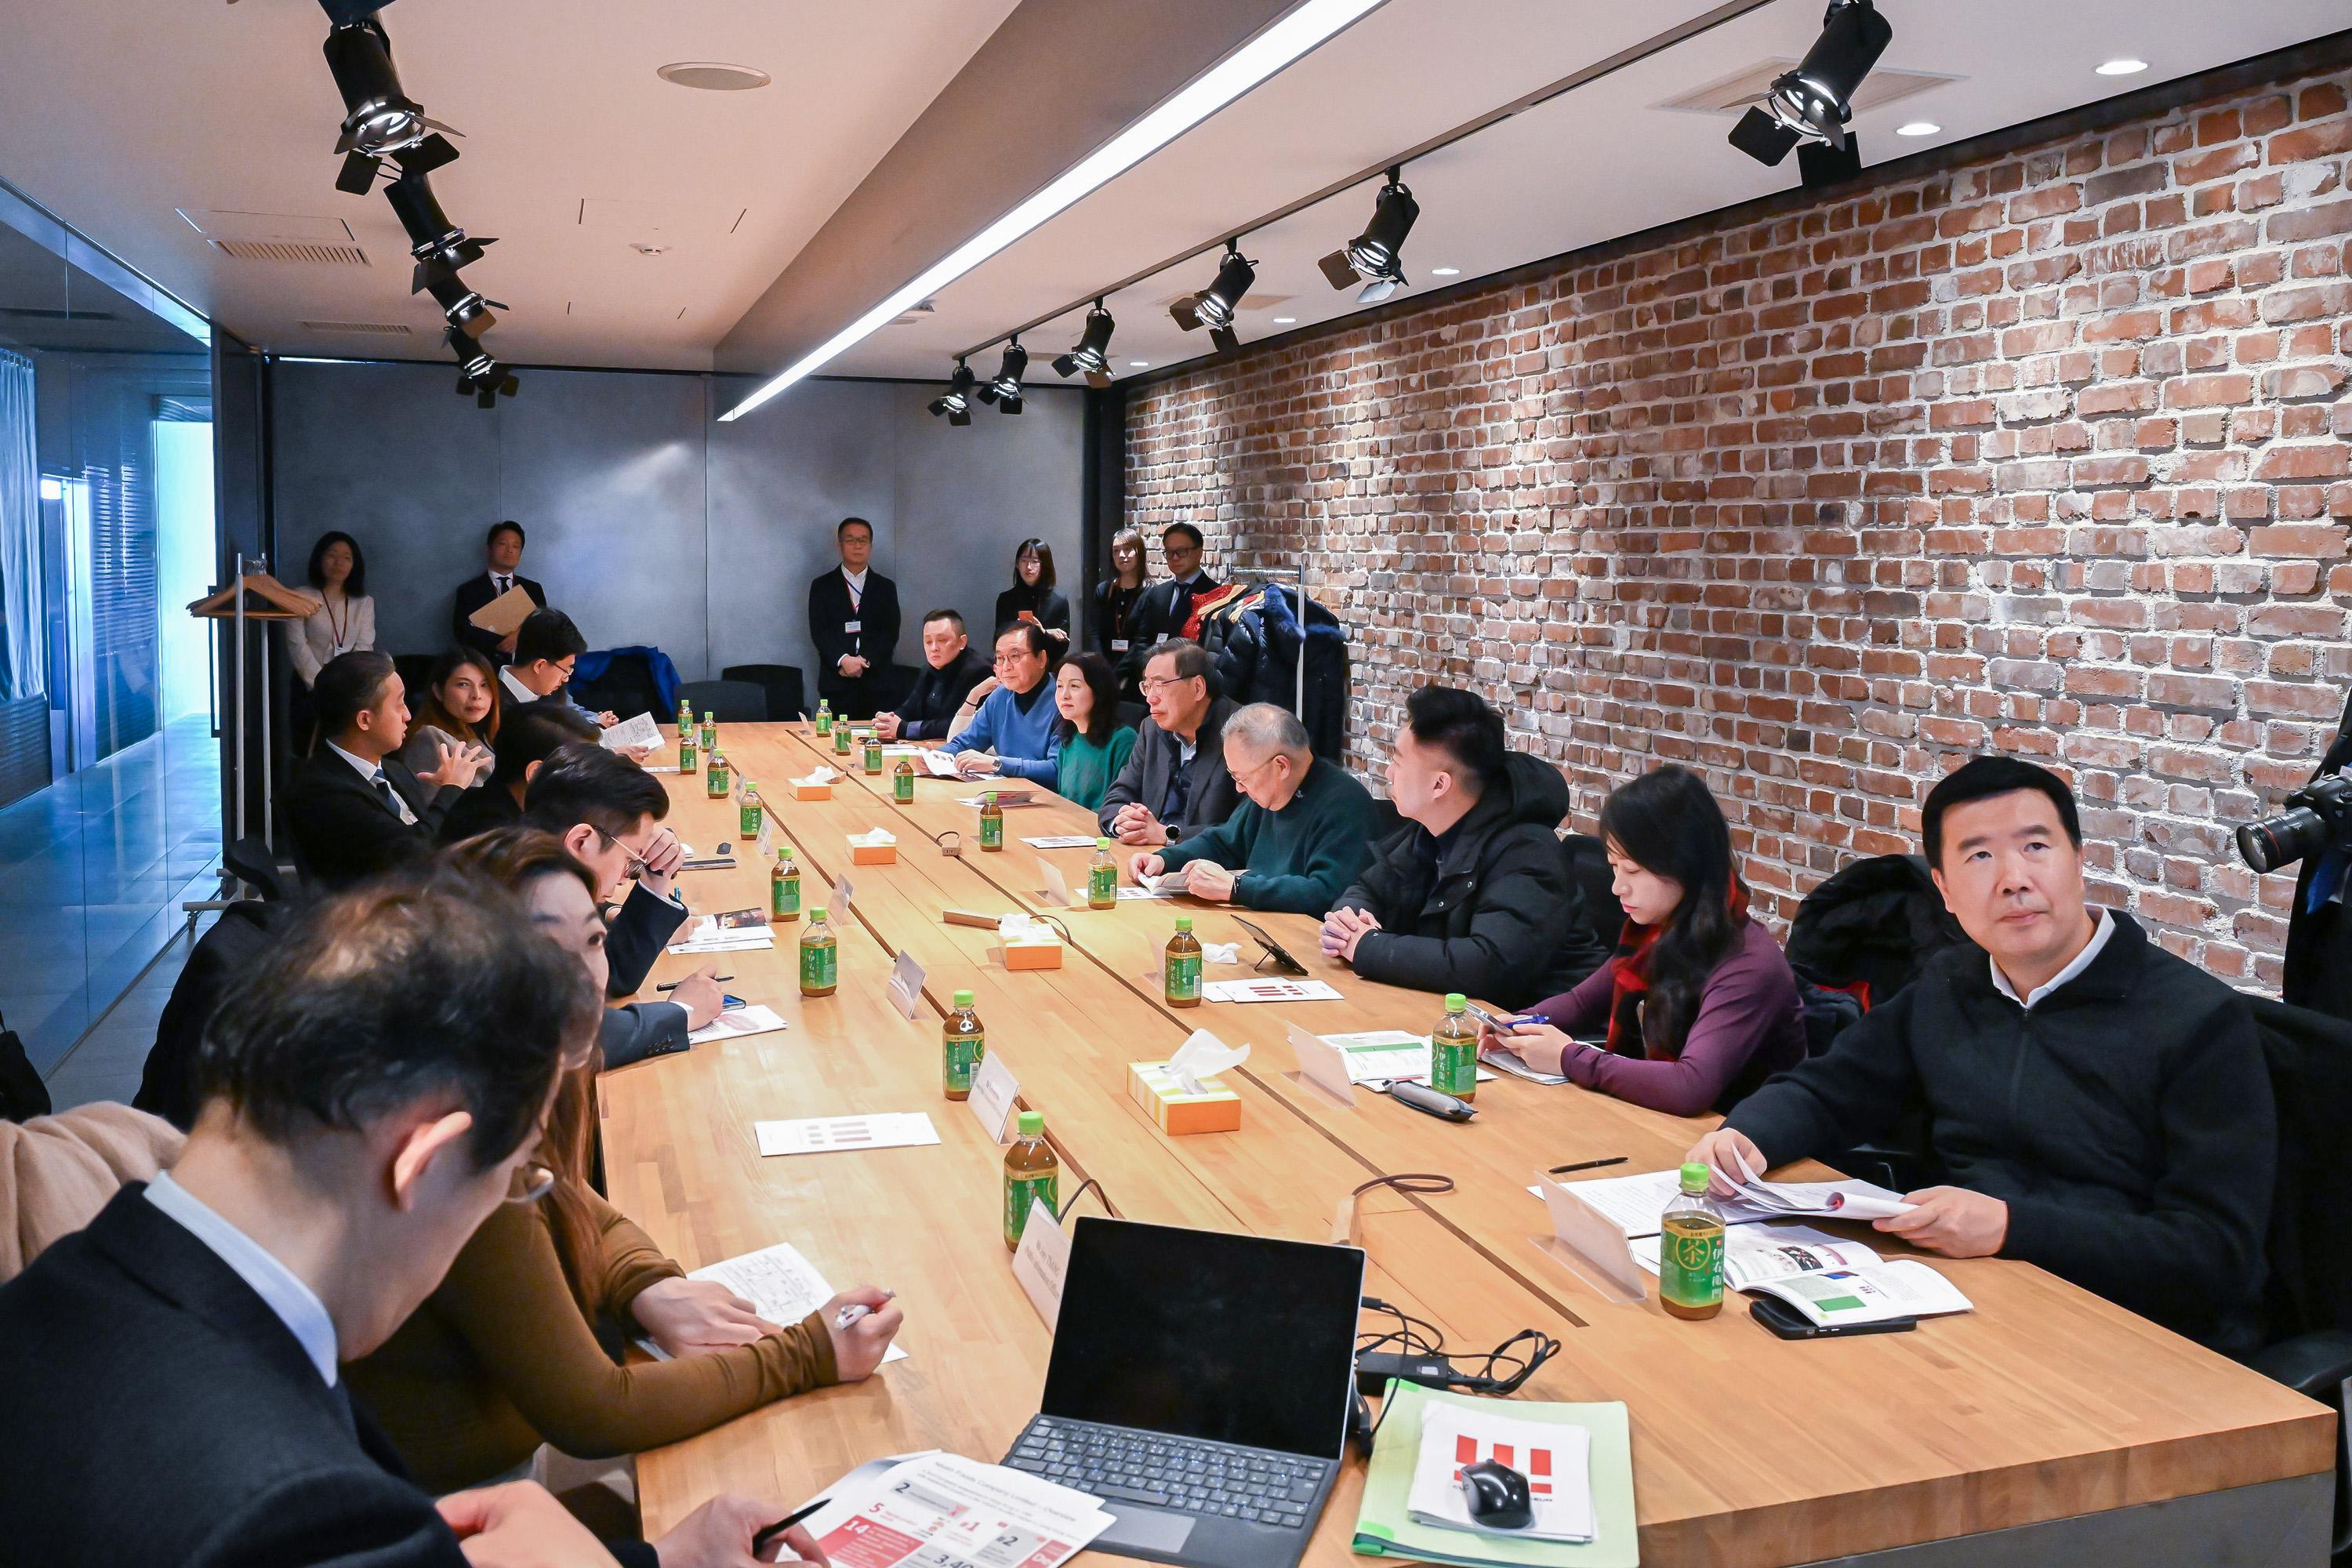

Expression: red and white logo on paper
xmin=1454 ymin=1433 xmax=1554 ymax=1499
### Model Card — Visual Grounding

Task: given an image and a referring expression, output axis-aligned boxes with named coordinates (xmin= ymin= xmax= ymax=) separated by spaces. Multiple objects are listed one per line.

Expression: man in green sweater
xmin=1136 ymin=703 xmax=1379 ymax=915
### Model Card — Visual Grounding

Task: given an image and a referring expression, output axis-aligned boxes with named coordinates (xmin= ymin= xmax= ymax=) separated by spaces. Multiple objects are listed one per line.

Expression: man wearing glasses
xmin=0 ymin=871 xmax=819 ymax=1566
xmin=1134 ymin=702 xmax=1378 ymax=913
xmin=946 ymin=622 xmax=1066 ymax=783
xmin=1099 ymin=639 xmax=1242 ymax=848
xmin=1114 ymin=523 xmax=1218 ymax=688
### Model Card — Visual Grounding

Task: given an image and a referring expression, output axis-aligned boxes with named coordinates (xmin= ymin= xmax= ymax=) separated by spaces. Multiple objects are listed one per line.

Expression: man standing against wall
xmin=808 ymin=517 xmax=902 ymax=720
xmin=1116 ymin=524 xmax=1218 ymax=688
xmin=450 ymin=521 xmax=543 ymax=665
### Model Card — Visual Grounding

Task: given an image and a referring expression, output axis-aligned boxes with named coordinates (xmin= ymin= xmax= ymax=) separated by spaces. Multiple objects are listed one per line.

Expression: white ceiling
xmin=0 ymin=0 xmax=2342 ymax=390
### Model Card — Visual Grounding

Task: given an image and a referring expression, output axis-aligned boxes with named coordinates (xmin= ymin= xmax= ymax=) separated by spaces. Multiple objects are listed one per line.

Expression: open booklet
xmin=1744 ymin=1258 xmax=1973 ymax=1328
xmin=1552 ymin=1166 xmax=1915 ymax=1239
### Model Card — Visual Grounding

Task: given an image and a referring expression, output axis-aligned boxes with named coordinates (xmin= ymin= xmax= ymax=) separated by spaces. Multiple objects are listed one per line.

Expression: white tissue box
xmin=1127 ymin=1062 xmax=1242 ymax=1135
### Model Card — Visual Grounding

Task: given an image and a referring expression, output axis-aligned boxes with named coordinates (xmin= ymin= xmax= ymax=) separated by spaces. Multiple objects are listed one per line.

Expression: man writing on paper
xmin=876 ymin=609 xmax=990 ymax=742
xmin=501 ymin=608 xmax=619 ymax=728
xmin=809 ymin=516 xmax=902 ymax=720
xmin=1135 ymin=703 xmax=1377 ymax=914
xmin=1689 ymin=757 xmax=2274 ymax=1352
xmin=1098 ymin=640 xmax=1239 ymax=848
xmin=451 ymin=520 xmax=543 ymax=664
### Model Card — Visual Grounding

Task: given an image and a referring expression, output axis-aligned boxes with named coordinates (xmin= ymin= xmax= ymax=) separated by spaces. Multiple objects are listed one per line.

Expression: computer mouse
xmin=1457 ymin=1459 xmax=1533 ymax=1530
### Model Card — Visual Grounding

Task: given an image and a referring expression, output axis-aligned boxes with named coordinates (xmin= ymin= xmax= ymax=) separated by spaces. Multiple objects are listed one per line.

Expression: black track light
xmin=386 ymin=171 xmax=496 ymax=295
xmin=448 ymin=328 xmax=517 ymax=409
xmin=1730 ymin=0 xmax=1892 ymax=173
xmin=323 ymin=18 xmax=459 ymax=194
xmin=426 ymin=274 xmax=503 ymax=338
xmin=1053 ymin=302 xmax=1116 ymax=388
xmin=1171 ymin=241 xmax=1255 ymax=355
xmin=929 ymin=360 xmax=977 ymax=426
xmin=1318 ymin=169 xmax=1418 ymax=303
xmin=975 ymin=339 xmax=1027 ymax=415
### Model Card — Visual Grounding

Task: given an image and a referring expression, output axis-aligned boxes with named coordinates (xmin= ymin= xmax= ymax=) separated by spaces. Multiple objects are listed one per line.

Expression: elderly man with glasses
xmin=946 ymin=622 xmax=1066 ymax=783
xmin=1134 ymin=702 xmax=1379 ymax=913
xmin=1099 ymin=638 xmax=1242 ymax=848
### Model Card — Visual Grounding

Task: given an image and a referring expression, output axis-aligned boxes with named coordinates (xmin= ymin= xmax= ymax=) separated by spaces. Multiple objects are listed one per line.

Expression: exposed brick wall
xmin=1127 ymin=67 xmax=2352 ymax=991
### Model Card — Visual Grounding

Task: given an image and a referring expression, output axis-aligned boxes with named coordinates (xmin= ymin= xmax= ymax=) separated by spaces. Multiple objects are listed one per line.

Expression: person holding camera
xmin=1686 ymin=756 xmax=2274 ymax=1355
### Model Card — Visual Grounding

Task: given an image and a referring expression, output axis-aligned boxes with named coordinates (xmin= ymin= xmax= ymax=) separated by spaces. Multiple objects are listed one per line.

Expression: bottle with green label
xmin=1165 ymin=916 xmax=1203 ymax=1008
xmin=894 ymin=757 xmax=916 ymax=804
xmin=1660 ymin=1162 xmax=1726 ymax=1320
xmin=943 ymin=990 xmax=985 ymax=1102
xmin=862 ymin=734 xmax=884 ymax=775
xmin=739 ymin=783 xmax=763 ymax=840
xmin=799 ymin=907 xmax=838 ymax=997
xmin=680 ymin=731 xmax=698 ymax=772
xmin=677 ymin=699 xmax=694 ymax=743
xmin=978 ymin=791 xmax=1004 ymax=851
xmin=1432 ymin=992 xmax=1479 ymax=1100
xmin=699 ymin=717 xmax=717 ymax=754
xmin=833 ymin=722 xmax=853 ymax=757
xmin=705 ymin=751 xmax=729 ymax=799
xmin=1087 ymin=838 xmax=1118 ymax=909
xmin=814 ymin=700 xmax=833 ymax=735
xmin=771 ymin=851 xmax=801 ymax=923
xmin=1004 ymin=1110 xmax=1058 ymax=1252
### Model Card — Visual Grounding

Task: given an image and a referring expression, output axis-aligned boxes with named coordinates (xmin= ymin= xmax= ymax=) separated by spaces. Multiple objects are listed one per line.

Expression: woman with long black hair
xmin=993 ymin=536 xmax=1070 ymax=636
xmin=1481 ymin=764 xmax=1806 ymax=1116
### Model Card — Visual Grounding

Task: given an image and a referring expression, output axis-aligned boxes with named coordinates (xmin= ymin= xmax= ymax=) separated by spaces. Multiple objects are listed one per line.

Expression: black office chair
xmin=220 ymin=833 xmax=292 ymax=903
xmin=720 ymin=664 xmax=806 ymax=723
xmin=877 ymin=662 xmax=921 ymax=710
xmin=677 ymin=679 xmax=768 ymax=723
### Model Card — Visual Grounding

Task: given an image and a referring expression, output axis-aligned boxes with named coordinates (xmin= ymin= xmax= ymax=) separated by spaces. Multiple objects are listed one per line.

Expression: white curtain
xmin=0 ymin=349 xmax=41 ymax=702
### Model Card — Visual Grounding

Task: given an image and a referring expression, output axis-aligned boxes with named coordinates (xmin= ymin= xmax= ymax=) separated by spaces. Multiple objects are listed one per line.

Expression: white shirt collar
xmin=1174 ymin=570 xmax=1202 ymax=586
xmin=145 ymin=1171 xmax=340 ymax=1385
xmin=499 ymin=664 xmax=539 ymax=706
xmin=1991 ymin=906 xmax=2113 ymax=1010
xmin=323 ymin=739 xmax=382 ymax=786
xmin=842 ymin=566 xmax=869 ymax=593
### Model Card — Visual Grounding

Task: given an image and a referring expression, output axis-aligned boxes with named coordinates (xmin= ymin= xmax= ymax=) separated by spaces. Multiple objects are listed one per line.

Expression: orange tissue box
xmin=849 ymin=828 xmax=898 ymax=865
xmin=793 ymin=769 xmax=837 ymax=801
xmin=1000 ymin=915 xmax=1064 ymax=971
xmin=1127 ymin=1061 xmax=1242 ymax=1136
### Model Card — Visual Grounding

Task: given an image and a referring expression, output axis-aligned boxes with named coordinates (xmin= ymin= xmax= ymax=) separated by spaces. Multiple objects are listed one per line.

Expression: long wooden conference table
xmin=600 ymin=720 xmax=2332 ymax=1567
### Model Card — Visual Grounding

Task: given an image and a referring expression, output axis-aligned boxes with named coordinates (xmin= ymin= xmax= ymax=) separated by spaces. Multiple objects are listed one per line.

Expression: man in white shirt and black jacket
xmin=808 ymin=516 xmax=901 ymax=719
xmin=1690 ymin=755 xmax=2274 ymax=1354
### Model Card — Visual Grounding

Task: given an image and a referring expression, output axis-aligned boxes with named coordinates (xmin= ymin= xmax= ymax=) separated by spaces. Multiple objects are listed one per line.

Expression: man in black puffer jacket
xmin=1323 ymin=686 xmax=1606 ymax=1010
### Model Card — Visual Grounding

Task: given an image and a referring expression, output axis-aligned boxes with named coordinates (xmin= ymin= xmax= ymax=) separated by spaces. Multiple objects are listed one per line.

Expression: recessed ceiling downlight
xmin=657 ymin=62 xmax=772 ymax=91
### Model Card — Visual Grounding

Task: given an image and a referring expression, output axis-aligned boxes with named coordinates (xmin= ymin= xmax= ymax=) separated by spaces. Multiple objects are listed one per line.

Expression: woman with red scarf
xmin=1481 ymin=765 xmax=1807 ymax=1117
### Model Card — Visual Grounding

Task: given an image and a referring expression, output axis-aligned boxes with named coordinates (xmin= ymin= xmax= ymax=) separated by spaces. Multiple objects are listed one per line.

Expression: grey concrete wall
xmin=270 ymin=362 xmax=1084 ymax=686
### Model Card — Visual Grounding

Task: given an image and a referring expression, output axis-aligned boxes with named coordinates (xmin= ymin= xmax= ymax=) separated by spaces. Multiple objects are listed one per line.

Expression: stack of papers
xmin=1479 ymin=1044 xmax=1568 ymax=1086
xmin=1023 ymin=835 xmax=1102 ymax=849
xmin=635 ymin=1240 xmax=906 ymax=1365
xmin=1628 ymin=1222 xmax=1878 ymax=1289
xmin=1202 ymin=978 xmax=1344 ymax=1003
xmin=956 ymin=788 xmax=1038 ymax=806
xmin=798 ymin=1451 xmax=1112 ymax=1568
xmin=1543 ymin=1166 xmax=1914 ymax=1239
xmin=1747 ymin=1258 xmax=1973 ymax=1327
xmin=666 ymin=916 xmax=775 ymax=955
xmin=1409 ymin=1402 xmax=1594 ymax=1545
xmin=754 ymin=1112 xmax=941 ymax=1157
xmin=600 ymin=712 xmax=665 ymax=753
xmin=687 ymin=1004 xmax=789 ymax=1045
xmin=1323 ymin=1030 xmax=1498 ymax=1085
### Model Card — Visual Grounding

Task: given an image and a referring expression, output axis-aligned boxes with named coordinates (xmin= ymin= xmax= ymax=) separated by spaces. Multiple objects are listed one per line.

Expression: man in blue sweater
xmin=1139 ymin=704 xmax=1378 ymax=915
xmin=946 ymin=622 xmax=1062 ymax=783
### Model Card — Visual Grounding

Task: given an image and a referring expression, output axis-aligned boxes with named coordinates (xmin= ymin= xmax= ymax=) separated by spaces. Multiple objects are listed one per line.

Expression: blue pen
xmin=722 ymin=994 xmax=747 ymax=1011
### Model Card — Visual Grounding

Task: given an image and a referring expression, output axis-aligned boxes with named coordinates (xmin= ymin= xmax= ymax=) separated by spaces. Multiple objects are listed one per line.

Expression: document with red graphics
xmin=1407 ymin=1402 xmax=1595 ymax=1545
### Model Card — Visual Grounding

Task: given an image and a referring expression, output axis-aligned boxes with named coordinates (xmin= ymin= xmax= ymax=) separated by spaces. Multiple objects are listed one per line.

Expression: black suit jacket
xmin=1098 ymin=696 xmax=1241 ymax=844
xmin=602 ymin=1000 xmax=691 ymax=1069
xmin=808 ymin=568 xmax=901 ymax=716
xmin=892 ymin=646 xmax=990 ymax=740
xmin=451 ymin=572 xmax=545 ymax=663
xmin=1116 ymin=573 xmax=1220 ymax=685
xmin=606 ymin=881 xmax=691 ymax=999
xmin=435 ymin=780 xmax=525 ymax=846
xmin=284 ymin=751 xmax=462 ymax=891
xmin=0 ymin=1185 xmax=472 ymax=1567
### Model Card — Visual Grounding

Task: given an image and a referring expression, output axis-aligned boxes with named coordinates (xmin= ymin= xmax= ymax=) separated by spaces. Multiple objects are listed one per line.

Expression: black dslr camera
xmin=2238 ymin=773 xmax=2352 ymax=875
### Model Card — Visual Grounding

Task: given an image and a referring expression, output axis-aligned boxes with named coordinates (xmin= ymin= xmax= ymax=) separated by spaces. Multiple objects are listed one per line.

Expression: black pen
xmin=1548 ymin=1156 xmax=1628 ymax=1175
xmin=751 ymin=1497 xmax=828 ymax=1559
xmin=657 ymin=975 xmax=734 ymax=989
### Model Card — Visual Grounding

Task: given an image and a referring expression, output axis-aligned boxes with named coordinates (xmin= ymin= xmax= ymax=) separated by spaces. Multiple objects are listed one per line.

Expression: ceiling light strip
xmin=717 ymin=0 xmax=1387 ymax=423
xmin=951 ymin=0 xmax=1778 ymax=363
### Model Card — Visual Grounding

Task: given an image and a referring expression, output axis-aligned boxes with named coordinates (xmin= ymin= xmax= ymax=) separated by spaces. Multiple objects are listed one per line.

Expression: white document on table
xmin=1319 ymin=1029 xmax=1496 ymax=1084
xmin=797 ymin=1451 xmax=1111 ymax=1568
xmin=755 ymin=1112 xmax=939 ymax=1157
xmin=1201 ymin=978 xmax=1344 ymax=1004
xmin=667 ymin=916 xmax=776 ymax=956
xmin=600 ymin=712 xmax=664 ymax=753
xmin=921 ymin=749 xmax=962 ymax=778
xmin=1627 ymin=1223 xmax=1880 ymax=1288
xmin=688 ymin=1004 xmax=788 ymax=1045
xmin=967 ymin=1052 xmax=1020 ymax=1143
xmin=1409 ymin=1402 xmax=1595 ymax=1545
xmin=637 ymin=1240 xmax=906 ymax=1364
xmin=1532 ymin=1167 xmax=1913 ymax=1238
xmin=1023 ymin=835 xmax=1099 ymax=850
xmin=1116 ymin=884 xmax=1180 ymax=901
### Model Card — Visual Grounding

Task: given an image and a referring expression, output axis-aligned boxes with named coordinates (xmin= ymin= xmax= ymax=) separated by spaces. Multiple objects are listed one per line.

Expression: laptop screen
xmin=1042 ymin=1217 xmax=1364 ymax=1461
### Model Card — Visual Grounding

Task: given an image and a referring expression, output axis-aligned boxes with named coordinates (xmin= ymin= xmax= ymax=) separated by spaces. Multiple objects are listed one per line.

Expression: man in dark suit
xmin=1114 ymin=523 xmax=1218 ymax=688
xmin=283 ymin=652 xmax=483 ymax=891
xmin=1099 ymin=638 xmax=1240 ymax=847
xmin=499 ymin=608 xmax=617 ymax=728
xmin=874 ymin=608 xmax=990 ymax=741
xmin=808 ymin=515 xmax=901 ymax=719
xmin=450 ymin=520 xmax=545 ymax=665
xmin=0 ymin=872 xmax=815 ymax=1568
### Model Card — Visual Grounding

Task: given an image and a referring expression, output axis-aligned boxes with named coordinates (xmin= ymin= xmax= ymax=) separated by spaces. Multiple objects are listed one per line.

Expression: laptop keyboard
xmin=1007 ymin=1416 xmax=1324 ymax=1529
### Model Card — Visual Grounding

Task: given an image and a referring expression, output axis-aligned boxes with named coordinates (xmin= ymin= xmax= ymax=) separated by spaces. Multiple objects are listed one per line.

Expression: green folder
xmin=1351 ymin=1382 xmax=1639 ymax=1567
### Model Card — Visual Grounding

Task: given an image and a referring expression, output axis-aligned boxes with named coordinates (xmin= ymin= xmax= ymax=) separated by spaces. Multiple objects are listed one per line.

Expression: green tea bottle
xmin=943 ymin=989 xmax=985 ymax=1102
xmin=699 ymin=717 xmax=717 ymax=754
xmin=680 ymin=731 xmax=698 ymax=772
xmin=1660 ymin=1162 xmax=1726 ymax=1321
xmin=1165 ymin=916 xmax=1202 ymax=1008
xmin=1432 ymin=992 xmax=1478 ymax=1101
xmin=862 ymin=733 xmax=884 ymax=775
xmin=798 ymin=907 xmax=838 ymax=997
xmin=978 ymin=791 xmax=1004 ymax=852
xmin=1087 ymin=838 xmax=1118 ymax=909
xmin=814 ymin=699 xmax=833 ymax=735
xmin=676 ymin=699 xmax=694 ymax=744
xmin=770 ymin=851 xmax=801 ymax=922
xmin=894 ymin=756 xmax=916 ymax=804
xmin=1004 ymin=1110 xmax=1058 ymax=1252
xmin=705 ymin=751 xmax=729 ymax=799
xmin=739 ymin=783 xmax=763 ymax=840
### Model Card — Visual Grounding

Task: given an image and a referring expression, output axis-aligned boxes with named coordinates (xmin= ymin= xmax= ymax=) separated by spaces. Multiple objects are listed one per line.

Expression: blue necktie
xmin=370 ymin=769 xmax=404 ymax=821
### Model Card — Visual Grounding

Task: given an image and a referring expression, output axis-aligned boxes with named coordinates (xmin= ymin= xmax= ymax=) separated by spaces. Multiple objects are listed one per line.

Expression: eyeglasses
xmin=505 ymin=1157 xmax=556 ymax=1205
xmin=1140 ymin=674 xmax=1201 ymax=696
xmin=597 ymin=828 xmax=653 ymax=880
xmin=1229 ymin=752 xmax=1287 ymax=789
xmin=993 ymin=652 xmax=1037 ymax=669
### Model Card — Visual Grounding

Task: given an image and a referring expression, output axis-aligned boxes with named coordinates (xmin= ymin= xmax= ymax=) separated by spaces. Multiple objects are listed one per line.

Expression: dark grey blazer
xmin=1096 ymin=695 xmax=1241 ymax=844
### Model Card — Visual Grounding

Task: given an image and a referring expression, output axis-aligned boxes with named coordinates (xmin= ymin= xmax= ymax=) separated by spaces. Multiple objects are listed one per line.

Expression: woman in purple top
xmin=1480 ymin=764 xmax=1807 ymax=1117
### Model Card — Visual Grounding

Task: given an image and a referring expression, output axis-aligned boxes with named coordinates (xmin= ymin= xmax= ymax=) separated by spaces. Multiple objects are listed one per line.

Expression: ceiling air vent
xmin=208 ymin=238 xmax=370 ymax=267
xmin=299 ymin=320 xmax=412 ymax=335
xmin=891 ymin=299 xmax=938 ymax=326
xmin=1657 ymin=58 xmax=1957 ymax=116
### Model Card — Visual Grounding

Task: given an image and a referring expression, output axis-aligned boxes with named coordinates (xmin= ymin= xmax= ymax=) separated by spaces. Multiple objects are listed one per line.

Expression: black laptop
xmin=1003 ymin=1216 xmax=1365 ymax=1568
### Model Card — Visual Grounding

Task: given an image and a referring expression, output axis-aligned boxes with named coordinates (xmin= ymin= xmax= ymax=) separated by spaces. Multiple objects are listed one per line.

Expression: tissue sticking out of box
xmin=1167 ymin=1028 xmax=1250 ymax=1095
xmin=795 ymin=766 xmax=840 ymax=786
xmin=849 ymin=827 xmax=897 ymax=848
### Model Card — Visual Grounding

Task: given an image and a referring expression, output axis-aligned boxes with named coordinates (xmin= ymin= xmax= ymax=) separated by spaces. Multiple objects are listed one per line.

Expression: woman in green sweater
xmin=345 ymin=829 xmax=905 ymax=1494
xmin=1053 ymin=652 xmax=1136 ymax=811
